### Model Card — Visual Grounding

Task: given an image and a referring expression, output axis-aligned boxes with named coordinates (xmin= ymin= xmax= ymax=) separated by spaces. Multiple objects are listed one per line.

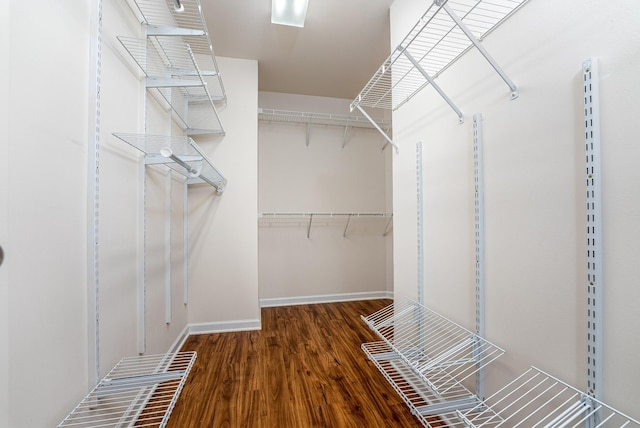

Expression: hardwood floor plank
xmin=167 ymin=300 xmax=424 ymax=427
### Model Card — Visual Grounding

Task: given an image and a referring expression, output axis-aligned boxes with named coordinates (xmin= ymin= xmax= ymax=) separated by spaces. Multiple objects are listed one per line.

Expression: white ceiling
xmin=201 ymin=0 xmax=394 ymax=100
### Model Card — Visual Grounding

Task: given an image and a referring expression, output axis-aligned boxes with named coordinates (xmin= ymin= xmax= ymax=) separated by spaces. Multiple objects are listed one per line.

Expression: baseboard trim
xmin=187 ymin=319 xmax=262 ymax=335
xmin=167 ymin=325 xmax=190 ymax=354
xmin=260 ymin=291 xmax=393 ymax=308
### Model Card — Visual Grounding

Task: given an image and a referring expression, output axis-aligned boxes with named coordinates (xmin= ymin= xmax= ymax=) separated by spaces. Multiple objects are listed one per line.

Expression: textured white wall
xmin=187 ymin=57 xmax=260 ymax=325
xmin=390 ymin=0 xmax=640 ymax=418
xmin=6 ymin=0 xmax=92 ymax=426
xmin=258 ymin=92 xmax=392 ymax=301
xmin=0 ymin=0 xmax=9 ymax=426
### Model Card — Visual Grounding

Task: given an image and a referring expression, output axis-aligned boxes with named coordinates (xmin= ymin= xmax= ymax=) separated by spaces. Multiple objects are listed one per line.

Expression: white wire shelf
xmin=258 ymin=212 xmax=393 ymax=238
xmin=118 ymin=36 xmax=224 ymax=136
xmin=361 ymin=297 xmax=505 ymax=427
xmin=131 ymin=0 xmax=226 ymax=103
xmin=351 ymin=0 xmax=529 ymax=115
xmin=258 ymin=108 xmax=391 ymax=149
xmin=258 ymin=108 xmax=389 ymax=129
xmin=58 ymin=351 xmax=196 ymax=428
xmin=458 ymin=366 xmax=640 ymax=427
xmin=114 ymin=133 xmax=227 ymax=192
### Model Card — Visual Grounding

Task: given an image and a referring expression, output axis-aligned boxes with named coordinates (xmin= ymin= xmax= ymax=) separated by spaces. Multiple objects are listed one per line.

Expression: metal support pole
xmin=165 ymin=172 xmax=172 ymax=324
xmin=402 ymin=49 xmax=465 ymax=123
xmin=473 ymin=113 xmax=485 ymax=399
xmin=87 ymin=0 xmax=103 ymax=388
xmin=583 ymin=58 xmax=602 ymax=403
xmin=416 ymin=142 xmax=424 ymax=304
xmin=356 ymin=105 xmax=398 ymax=153
xmin=441 ymin=3 xmax=518 ymax=100
xmin=183 ymin=180 xmax=188 ymax=305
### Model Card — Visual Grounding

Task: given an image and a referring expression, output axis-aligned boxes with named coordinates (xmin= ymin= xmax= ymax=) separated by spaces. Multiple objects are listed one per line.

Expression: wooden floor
xmin=167 ymin=299 xmax=423 ymax=428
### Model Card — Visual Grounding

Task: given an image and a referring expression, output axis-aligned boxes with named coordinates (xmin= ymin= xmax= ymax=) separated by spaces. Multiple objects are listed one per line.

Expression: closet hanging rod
xmin=258 ymin=108 xmax=389 ymax=129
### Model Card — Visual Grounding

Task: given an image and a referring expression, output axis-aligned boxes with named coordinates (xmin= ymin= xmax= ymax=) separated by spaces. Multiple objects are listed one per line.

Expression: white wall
xmin=390 ymin=0 xmax=640 ymax=418
xmin=258 ymin=92 xmax=393 ymax=303
xmin=7 ymin=0 xmax=92 ymax=426
xmin=187 ymin=57 xmax=260 ymax=328
xmin=0 ymin=0 xmax=9 ymax=426
xmin=4 ymin=2 xmax=260 ymax=426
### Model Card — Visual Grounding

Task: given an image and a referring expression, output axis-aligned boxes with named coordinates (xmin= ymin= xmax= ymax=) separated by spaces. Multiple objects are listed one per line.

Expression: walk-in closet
xmin=2 ymin=0 xmax=640 ymax=426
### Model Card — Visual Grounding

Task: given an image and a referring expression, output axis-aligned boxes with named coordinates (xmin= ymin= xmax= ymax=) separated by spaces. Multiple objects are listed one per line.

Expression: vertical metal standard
xmin=165 ymin=172 xmax=172 ymax=324
xmin=583 ymin=58 xmax=602 ymax=402
xmin=137 ymin=157 xmax=146 ymax=354
xmin=473 ymin=113 xmax=485 ymax=399
xmin=183 ymin=180 xmax=188 ymax=305
xmin=402 ymin=49 xmax=465 ymax=123
xmin=441 ymin=3 xmax=519 ymax=100
xmin=416 ymin=142 xmax=425 ymax=304
xmin=87 ymin=0 xmax=103 ymax=387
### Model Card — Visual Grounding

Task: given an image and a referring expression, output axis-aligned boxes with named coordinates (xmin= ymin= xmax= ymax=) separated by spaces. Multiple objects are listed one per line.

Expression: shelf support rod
xmin=341 ymin=118 xmax=350 ymax=149
xmin=441 ymin=2 xmax=518 ymax=100
xmin=383 ymin=214 xmax=393 ymax=237
xmin=306 ymin=121 xmax=311 ymax=147
xmin=356 ymin=105 xmax=398 ymax=153
xmin=402 ymin=49 xmax=464 ymax=123
xmin=307 ymin=214 xmax=313 ymax=238
xmin=343 ymin=214 xmax=353 ymax=238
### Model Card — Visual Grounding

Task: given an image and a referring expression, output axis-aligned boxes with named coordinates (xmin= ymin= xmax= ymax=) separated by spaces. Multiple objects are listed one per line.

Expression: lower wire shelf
xmin=363 ymin=341 xmax=498 ymax=428
xmin=58 ymin=351 xmax=196 ymax=428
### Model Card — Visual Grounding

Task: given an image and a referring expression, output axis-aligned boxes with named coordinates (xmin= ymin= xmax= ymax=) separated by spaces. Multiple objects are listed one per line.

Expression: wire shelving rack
xmin=350 ymin=0 xmax=529 ymax=146
xmin=458 ymin=366 xmax=640 ymax=427
xmin=258 ymin=108 xmax=391 ymax=148
xmin=118 ymin=0 xmax=226 ymax=135
xmin=58 ymin=351 xmax=196 ymax=428
xmin=114 ymin=133 xmax=226 ymax=192
xmin=361 ymin=298 xmax=505 ymax=427
xmin=258 ymin=212 xmax=393 ymax=238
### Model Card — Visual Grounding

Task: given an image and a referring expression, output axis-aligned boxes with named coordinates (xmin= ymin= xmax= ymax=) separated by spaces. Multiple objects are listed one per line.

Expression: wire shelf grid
xmin=258 ymin=212 xmax=393 ymax=237
xmin=58 ymin=351 xmax=196 ymax=428
xmin=258 ymin=108 xmax=390 ymax=129
xmin=118 ymin=36 xmax=224 ymax=135
xmin=458 ymin=366 xmax=640 ymax=427
xmin=132 ymin=0 xmax=226 ymax=102
xmin=350 ymin=0 xmax=529 ymax=112
xmin=361 ymin=298 xmax=505 ymax=426
xmin=113 ymin=133 xmax=226 ymax=191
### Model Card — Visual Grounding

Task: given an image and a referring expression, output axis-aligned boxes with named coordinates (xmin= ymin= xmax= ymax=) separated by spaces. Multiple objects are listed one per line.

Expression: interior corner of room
xmin=3 ymin=0 xmax=640 ymax=426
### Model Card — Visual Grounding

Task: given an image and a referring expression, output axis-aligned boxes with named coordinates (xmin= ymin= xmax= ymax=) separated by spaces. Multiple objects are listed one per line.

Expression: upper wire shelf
xmin=350 ymin=0 xmax=529 ymax=114
xmin=259 ymin=212 xmax=393 ymax=238
xmin=361 ymin=297 xmax=505 ymax=427
xmin=118 ymin=36 xmax=224 ymax=136
xmin=258 ymin=108 xmax=389 ymax=129
xmin=114 ymin=133 xmax=227 ymax=192
xmin=131 ymin=0 xmax=226 ymax=103
xmin=58 ymin=352 xmax=196 ymax=428
xmin=458 ymin=366 xmax=640 ymax=427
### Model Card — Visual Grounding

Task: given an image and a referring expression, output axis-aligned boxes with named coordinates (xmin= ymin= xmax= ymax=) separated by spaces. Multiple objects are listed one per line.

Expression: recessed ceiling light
xmin=271 ymin=0 xmax=309 ymax=28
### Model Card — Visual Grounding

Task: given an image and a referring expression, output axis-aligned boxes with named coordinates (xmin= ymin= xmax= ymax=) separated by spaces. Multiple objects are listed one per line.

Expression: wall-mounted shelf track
xmin=457 ymin=366 xmax=640 ymax=427
xmin=361 ymin=298 xmax=504 ymax=427
xmin=258 ymin=212 xmax=393 ymax=238
xmin=350 ymin=0 xmax=528 ymax=144
xmin=258 ymin=108 xmax=391 ymax=149
xmin=58 ymin=351 xmax=196 ymax=428
xmin=114 ymin=133 xmax=226 ymax=191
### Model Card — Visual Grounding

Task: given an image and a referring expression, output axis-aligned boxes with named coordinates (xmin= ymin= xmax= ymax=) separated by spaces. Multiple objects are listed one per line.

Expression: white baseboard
xmin=187 ymin=319 xmax=262 ymax=335
xmin=167 ymin=325 xmax=190 ymax=354
xmin=260 ymin=290 xmax=393 ymax=308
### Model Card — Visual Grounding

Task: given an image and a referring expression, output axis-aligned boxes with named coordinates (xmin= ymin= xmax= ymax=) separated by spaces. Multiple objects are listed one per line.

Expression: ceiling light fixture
xmin=271 ymin=0 xmax=309 ymax=28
